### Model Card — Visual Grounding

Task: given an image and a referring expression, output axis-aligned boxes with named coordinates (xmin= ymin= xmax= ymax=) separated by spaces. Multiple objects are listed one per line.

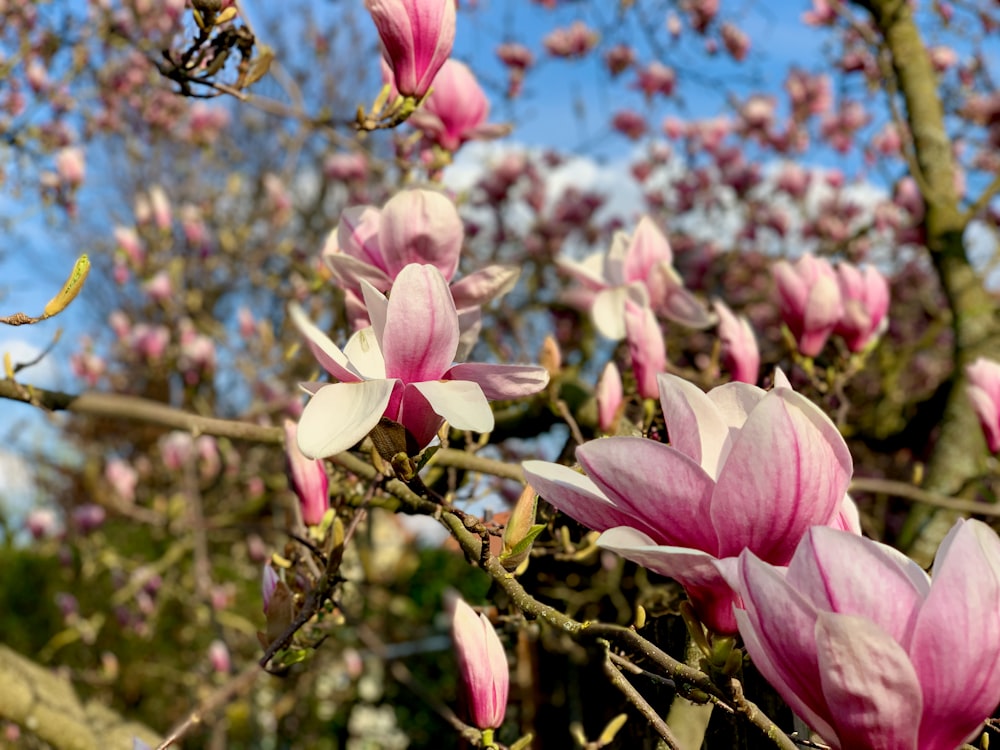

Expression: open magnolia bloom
xmin=557 ymin=215 xmax=713 ymax=340
xmin=323 ymin=188 xmax=519 ymax=358
xmin=523 ymin=371 xmax=854 ymax=633
xmin=724 ymin=520 xmax=1000 ymax=750
xmin=291 ymin=263 xmax=548 ymax=459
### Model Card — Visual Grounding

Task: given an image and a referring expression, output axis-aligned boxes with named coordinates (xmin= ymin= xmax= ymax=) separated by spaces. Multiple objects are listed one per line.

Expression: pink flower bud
xmin=713 ymin=300 xmax=760 ymax=384
xmin=283 ymin=419 xmax=330 ymax=526
xmin=261 ymin=565 xmax=279 ymax=612
xmin=208 ymin=640 xmax=231 ymax=674
xmin=448 ymin=595 xmax=509 ymax=730
xmin=966 ymin=357 xmax=1000 ymax=453
xmin=773 ymin=254 xmax=844 ymax=357
xmin=624 ymin=298 xmax=666 ymax=400
xmin=365 ymin=0 xmax=456 ymax=98
xmin=596 ymin=361 xmax=623 ymax=433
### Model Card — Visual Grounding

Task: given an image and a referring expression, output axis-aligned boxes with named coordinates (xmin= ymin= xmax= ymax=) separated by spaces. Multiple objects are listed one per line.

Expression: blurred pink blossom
xmin=713 ymin=300 xmax=759 ymax=384
xmin=596 ymin=362 xmax=623 ymax=433
xmin=543 ymin=21 xmax=599 ymax=58
xmin=773 ymin=254 xmax=844 ymax=357
xmin=834 ymin=263 xmax=890 ymax=352
xmin=407 ymin=60 xmax=509 ymax=151
xmin=966 ymin=357 xmax=1000 ymax=453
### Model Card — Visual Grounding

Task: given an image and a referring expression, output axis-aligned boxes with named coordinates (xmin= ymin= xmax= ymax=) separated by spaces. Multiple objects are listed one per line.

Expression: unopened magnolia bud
xmin=500 ymin=486 xmax=544 ymax=572
xmin=539 ymin=335 xmax=562 ymax=378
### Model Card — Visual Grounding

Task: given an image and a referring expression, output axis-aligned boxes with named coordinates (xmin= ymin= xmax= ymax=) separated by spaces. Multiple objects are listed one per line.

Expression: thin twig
xmin=600 ymin=640 xmax=680 ymax=749
xmin=851 ymin=476 xmax=1000 ymax=516
xmin=156 ymin=661 xmax=261 ymax=749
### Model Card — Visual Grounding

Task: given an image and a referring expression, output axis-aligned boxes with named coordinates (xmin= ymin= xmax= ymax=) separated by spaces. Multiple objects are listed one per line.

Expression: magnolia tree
xmin=1 ymin=0 xmax=1000 ymax=748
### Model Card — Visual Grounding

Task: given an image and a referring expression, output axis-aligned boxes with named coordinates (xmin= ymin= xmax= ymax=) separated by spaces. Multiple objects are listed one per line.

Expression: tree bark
xmin=852 ymin=0 xmax=1000 ymax=564
xmin=0 ymin=645 xmax=159 ymax=750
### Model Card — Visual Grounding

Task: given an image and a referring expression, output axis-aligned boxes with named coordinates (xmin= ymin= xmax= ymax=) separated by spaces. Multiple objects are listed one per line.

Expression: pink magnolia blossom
xmin=523 ymin=373 xmax=853 ymax=633
xmin=773 ymin=254 xmax=844 ymax=357
xmin=323 ymin=188 xmax=519 ymax=355
xmin=407 ymin=60 xmax=509 ymax=152
xmin=713 ymin=300 xmax=759 ymax=384
xmin=291 ymin=264 xmax=549 ymax=458
xmin=726 ymin=520 xmax=1000 ymax=750
xmin=834 ymin=262 xmax=890 ymax=352
xmin=449 ymin=595 xmax=509 ymax=730
xmin=557 ymin=216 xmax=713 ymax=341
xmin=365 ymin=0 xmax=455 ymax=98
xmin=283 ymin=419 xmax=330 ymax=525
xmin=966 ymin=357 xmax=1000 ymax=453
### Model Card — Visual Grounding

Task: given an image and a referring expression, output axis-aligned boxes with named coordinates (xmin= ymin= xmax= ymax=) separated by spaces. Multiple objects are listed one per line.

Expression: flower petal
xmin=734 ymin=551 xmax=837 ymax=741
xmin=576 ymin=437 xmax=717 ymax=550
xmin=343 ymin=327 xmax=387 ymax=379
xmin=910 ymin=519 xmax=1000 ymax=750
xmin=656 ymin=373 xmax=733 ymax=477
xmin=711 ymin=388 xmax=851 ymax=562
xmin=411 ymin=379 xmax=493 ymax=433
xmin=522 ymin=460 xmax=659 ymax=538
xmin=787 ymin=527 xmax=927 ymax=645
xmin=297 ymin=380 xmax=394 ymax=458
xmin=378 ymin=189 xmax=463 ymax=280
xmin=445 ymin=363 xmax=549 ymax=399
xmin=381 ymin=264 xmax=459 ymax=381
xmin=451 ymin=265 xmax=520 ymax=310
xmin=591 ymin=287 xmax=629 ymax=340
xmin=815 ymin=612 xmax=923 ymax=750
xmin=598 ymin=527 xmax=737 ymax=633
xmin=288 ymin=303 xmax=363 ymax=382
xmin=324 ymin=252 xmax=393 ymax=293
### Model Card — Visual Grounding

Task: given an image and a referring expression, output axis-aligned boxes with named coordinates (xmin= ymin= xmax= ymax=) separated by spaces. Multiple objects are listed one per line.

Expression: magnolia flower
xmin=773 ymin=254 xmax=844 ymax=357
xmin=726 ymin=520 xmax=1000 ymax=750
xmin=449 ymin=595 xmax=509 ymax=730
xmin=292 ymin=264 xmax=549 ymax=459
xmin=407 ymin=60 xmax=510 ymax=152
xmin=323 ymin=188 xmax=519 ymax=357
xmin=523 ymin=372 xmax=853 ymax=633
xmin=557 ymin=216 xmax=713 ymax=341
xmin=966 ymin=356 xmax=1000 ymax=453
xmin=833 ymin=262 xmax=890 ymax=352
xmin=365 ymin=0 xmax=455 ymax=98
xmin=713 ymin=300 xmax=760 ymax=384
xmin=283 ymin=419 xmax=330 ymax=526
